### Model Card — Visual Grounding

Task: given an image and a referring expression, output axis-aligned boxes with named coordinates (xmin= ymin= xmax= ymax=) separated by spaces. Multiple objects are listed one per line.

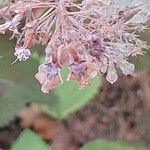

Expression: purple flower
xmin=14 ymin=47 xmax=31 ymax=61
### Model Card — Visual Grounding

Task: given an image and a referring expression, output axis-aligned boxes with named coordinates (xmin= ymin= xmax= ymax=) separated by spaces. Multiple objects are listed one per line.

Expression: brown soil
xmin=0 ymin=71 xmax=150 ymax=150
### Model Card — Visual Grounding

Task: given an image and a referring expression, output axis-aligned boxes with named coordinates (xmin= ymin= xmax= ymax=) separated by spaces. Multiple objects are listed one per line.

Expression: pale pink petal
xmin=35 ymin=71 xmax=46 ymax=85
xmin=100 ymin=55 xmax=108 ymax=73
xmin=119 ymin=60 xmax=135 ymax=75
xmin=106 ymin=64 xmax=118 ymax=84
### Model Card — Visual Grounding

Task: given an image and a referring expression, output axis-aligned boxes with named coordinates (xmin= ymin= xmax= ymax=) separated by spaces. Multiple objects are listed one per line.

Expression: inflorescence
xmin=0 ymin=0 xmax=150 ymax=93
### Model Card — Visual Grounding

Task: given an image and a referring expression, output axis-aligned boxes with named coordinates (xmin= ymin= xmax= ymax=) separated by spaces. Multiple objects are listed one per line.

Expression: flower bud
xmin=14 ymin=47 xmax=31 ymax=61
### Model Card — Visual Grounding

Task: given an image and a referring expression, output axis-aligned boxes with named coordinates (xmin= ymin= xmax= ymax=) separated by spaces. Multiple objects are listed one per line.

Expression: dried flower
xmin=0 ymin=0 xmax=150 ymax=92
xmin=35 ymin=62 xmax=62 ymax=93
xmin=68 ymin=60 xmax=95 ymax=88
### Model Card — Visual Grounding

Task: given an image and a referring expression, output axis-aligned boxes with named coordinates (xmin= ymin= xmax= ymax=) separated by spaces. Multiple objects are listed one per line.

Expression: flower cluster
xmin=0 ymin=0 xmax=150 ymax=93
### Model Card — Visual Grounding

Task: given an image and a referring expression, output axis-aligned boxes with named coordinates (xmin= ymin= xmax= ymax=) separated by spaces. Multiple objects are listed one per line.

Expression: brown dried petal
xmin=58 ymin=45 xmax=70 ymax=68
xmin=24 ymin=29 xmax=36 ymax=48
xmin=41 ymin=73 xmax=62 ymax=93
xmin=67 ymin=43 xmax=81 ymax=62
xmin=68 ymin=60 xmax=95 ymax=87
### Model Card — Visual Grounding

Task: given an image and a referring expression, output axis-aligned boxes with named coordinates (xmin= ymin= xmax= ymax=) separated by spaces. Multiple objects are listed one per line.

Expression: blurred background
xmin=0 ymin=30 xmax=149 ymax=149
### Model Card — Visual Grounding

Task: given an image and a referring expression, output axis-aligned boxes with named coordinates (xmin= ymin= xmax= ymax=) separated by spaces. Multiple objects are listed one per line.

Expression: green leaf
xmin=0 ymin=79 xmax=15 ymax=126
xmin=0 ymin=79 xmax=12 ymax=95
xmin=43 ymin=68 xmax=101 ymax=119
xmin=0 ymin=81 xmax=57 ymax=126
xmin=11 ymin=129 xmax=50 ymax=150
xmin=80 ymin=139 xmax=145 ymax=150
xmin=0 ymin=64 xmax=57 ymax=126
